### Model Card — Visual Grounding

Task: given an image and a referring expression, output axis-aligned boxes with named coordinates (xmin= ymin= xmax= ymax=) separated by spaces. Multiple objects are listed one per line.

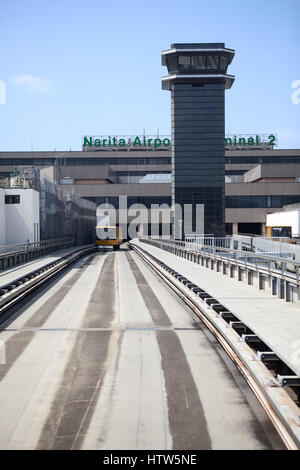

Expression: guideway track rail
xmin=129 ymin=241 xmax=300 ymax=450
xmin=0 ymin=246 xmax=97 ymax=319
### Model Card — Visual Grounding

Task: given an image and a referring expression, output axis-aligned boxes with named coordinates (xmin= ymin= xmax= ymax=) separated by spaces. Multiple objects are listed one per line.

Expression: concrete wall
xmin=226 ymin=181 xmax=300 ymax=196
xmin=40 ymin=166 xmax=55 ymax=183
xmin=75 ymin=183 xmax=171 ymax=198
xmin=40 ymin=176 xmax=96 ymax=245
xmin=244 ymin=164 xmax=300 ymax=182
xmin=59 ymin=165 xmax=117 ymax=183
xmin=226 ymin=207 xmax=283 ymax=224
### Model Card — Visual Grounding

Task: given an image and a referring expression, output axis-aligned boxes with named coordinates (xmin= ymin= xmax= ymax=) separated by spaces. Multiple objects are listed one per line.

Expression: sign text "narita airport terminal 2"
xmin=83 ymin=134 xmax=277 ymax=150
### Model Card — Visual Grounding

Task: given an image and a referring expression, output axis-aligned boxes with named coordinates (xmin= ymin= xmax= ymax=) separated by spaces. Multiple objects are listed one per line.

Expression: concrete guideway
xmin=0 ymin=248 xmax=286 ymax=449
xmin=132 ymin=239 xmax=300 ymax=379
xmin=130 ymin=241 xmax=300 ymax=448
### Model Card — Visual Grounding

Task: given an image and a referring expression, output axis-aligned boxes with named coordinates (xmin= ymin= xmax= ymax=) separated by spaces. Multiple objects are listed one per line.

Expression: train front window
xmin=106 ymin=228 xmax=117 ymax=240
xmin=271 ymin=227 xmax=292 ymax=238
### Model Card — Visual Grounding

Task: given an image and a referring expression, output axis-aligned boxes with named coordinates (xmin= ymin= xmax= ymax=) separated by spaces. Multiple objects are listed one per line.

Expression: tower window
xmin=207 ymin=56 xmax=219 ymax=70
xmin=178 ymin=55 xmax=191 ymax=69
xmin=191 ymin=56 xmax=206 ymax=70
xmin=220 ymin=56 xmax=229 ymax=71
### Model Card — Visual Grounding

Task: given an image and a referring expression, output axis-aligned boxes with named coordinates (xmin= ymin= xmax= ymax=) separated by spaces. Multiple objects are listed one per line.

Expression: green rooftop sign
xmin=82 ymin=134 xmax=277 ymax=151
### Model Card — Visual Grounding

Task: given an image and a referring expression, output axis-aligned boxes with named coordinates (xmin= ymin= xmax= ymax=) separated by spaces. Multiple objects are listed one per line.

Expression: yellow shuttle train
xmin=95 ymin=225 xmax=123 ymax=250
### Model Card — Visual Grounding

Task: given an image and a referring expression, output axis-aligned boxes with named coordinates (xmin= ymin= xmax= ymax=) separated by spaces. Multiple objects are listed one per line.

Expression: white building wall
xmin=4 ymin=189 xmax=40 ymax=245
xmin=266 ymin=210 xmax=300 ymax=237
xmin=0 ymin=188 xmax=6 ymax=245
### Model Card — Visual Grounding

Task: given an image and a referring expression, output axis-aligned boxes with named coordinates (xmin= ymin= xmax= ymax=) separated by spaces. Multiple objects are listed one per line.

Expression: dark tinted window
xmin=271 ymin=227 xmax=292 ymax=237
xmin=226 ymin=195 xmax=300 ymax=208
xmin=207 ymin=56 xmax=219 ymax=70
xmin=191 ymin=56 xmax=206 ymax=70
xmin=166 ymin=55 xmax=178 ymax=72
xmin=5 ymin=195 xmax=20 ymax=204
xmin=178 ymin=55 xmax=190 ymax=69
xmin=225 ymin=156 xmax=300 ymax=164
xmin=219 ymin=56 xmax=229 ymax=71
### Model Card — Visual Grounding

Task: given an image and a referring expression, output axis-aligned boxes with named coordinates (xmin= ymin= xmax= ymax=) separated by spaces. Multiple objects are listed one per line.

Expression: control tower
xmin=162 ymin=43 xmax=235 ymax=237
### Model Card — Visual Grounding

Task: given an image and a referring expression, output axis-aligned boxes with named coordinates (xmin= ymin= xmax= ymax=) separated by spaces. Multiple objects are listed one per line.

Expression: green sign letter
xmin=83 ymin=136 xmax=93 ymax=147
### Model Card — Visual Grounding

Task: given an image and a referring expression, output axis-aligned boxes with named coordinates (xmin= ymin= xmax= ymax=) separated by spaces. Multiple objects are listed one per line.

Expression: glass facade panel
xmin=225 ymin=195 xmax=300 ymax=208
xmin=0 ymin=157 xmax=171 ymax=166
xmin=1 ymin=155 xmax=300 ymax=168
xmin=225 ymin=156 xmax=300 ymax=164
xmin=191 ymin=56 xmax=206 ymax=70
xmin=207 ymin=56 xmax=219 ymax=70
xmin=219 ymin=56 xmax=229 ymax=71
xmin=166 ymin=55 xmax=177 ymax=73
xmin=172 ymin=81 xmax=225 ymax=236
xmin=178 ymin=55 xmax=190 ymax=69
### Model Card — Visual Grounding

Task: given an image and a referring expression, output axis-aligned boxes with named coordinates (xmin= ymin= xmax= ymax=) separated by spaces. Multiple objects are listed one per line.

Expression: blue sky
xmin=0 ymin=0 xmax=299 ymax=151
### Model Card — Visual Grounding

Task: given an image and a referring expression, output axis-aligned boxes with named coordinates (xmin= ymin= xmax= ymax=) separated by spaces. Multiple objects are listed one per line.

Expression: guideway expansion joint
xmin=129 ymin=240 xmax=300 ymax=449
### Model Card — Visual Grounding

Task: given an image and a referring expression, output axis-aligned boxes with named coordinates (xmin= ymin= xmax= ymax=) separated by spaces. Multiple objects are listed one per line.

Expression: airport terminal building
xmin=1 ymin=43 xmax=300 ymax=238
xmin=0 ymin=142 xmax=300 ymax=236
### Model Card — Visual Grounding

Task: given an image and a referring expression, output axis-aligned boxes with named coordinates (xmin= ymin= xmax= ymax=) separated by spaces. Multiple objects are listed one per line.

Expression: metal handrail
xmin=140 ymin=237 xmax=300 ymax=284
xmin=0 ymin=237 xmax=75 ymax=257
xmin=141 ymin=236 xmax=300 ymax=267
